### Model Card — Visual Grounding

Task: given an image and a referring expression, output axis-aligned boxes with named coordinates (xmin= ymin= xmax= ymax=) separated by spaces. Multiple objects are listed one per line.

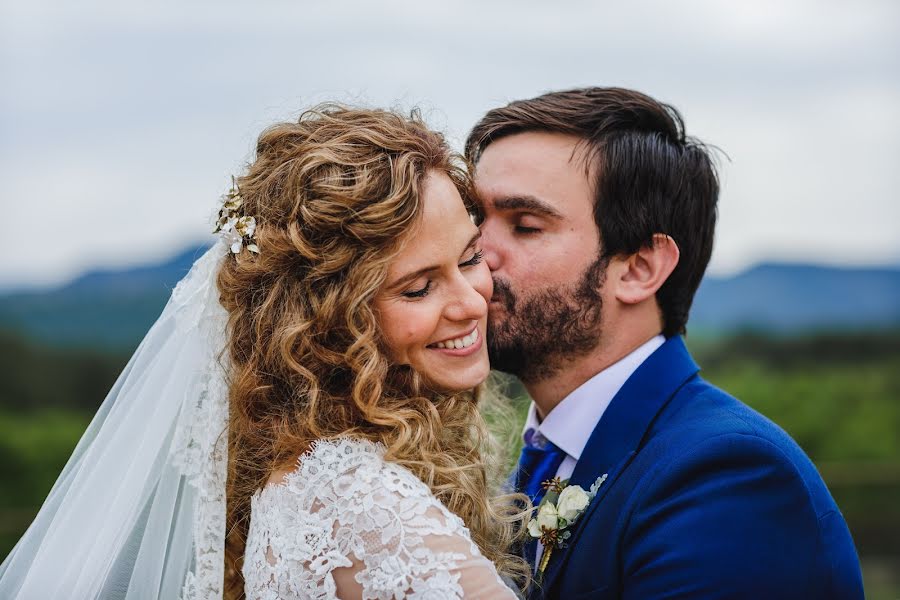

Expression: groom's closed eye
xmin=514 ymin=217 xmax=544 ymax=235
xmin=487 ymin=196 xmax=561 ymax=236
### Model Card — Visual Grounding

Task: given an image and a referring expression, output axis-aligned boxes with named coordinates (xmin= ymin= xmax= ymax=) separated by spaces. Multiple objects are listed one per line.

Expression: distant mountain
xmin=61 ymin=244 xmax=214 ymax=296
xmin=0 ymin=247 xmax=898 ymax=350
xmin=0 ymin=243 xmax=212 ymax=349
xmin=691 ymin=263 xmax=900 ymax=334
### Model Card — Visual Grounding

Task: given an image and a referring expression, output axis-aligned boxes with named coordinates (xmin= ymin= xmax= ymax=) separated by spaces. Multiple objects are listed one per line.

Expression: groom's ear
xmin=612 ymin=234 xmax=680 ymax=305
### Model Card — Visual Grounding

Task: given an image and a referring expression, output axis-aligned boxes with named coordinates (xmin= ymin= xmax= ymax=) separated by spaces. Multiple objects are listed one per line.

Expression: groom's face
xmin=474 ymin=131 xmax=608 ymax=381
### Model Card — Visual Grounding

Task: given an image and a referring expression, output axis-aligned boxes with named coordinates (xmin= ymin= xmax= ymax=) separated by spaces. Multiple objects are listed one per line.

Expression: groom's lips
xmin=489 ymin=280 xmax=515 ymax=311
xmin=489 ymin=295 xmax=511 ymax=312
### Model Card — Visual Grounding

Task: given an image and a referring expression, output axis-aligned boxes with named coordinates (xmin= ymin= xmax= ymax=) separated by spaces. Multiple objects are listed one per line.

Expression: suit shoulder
xmin=614 ymin=429 xmax=862 ymax=599
xmin=639 ymin=378 xmax=839 ymax=516
xmin=657 ymin=377 xmax=803 ymax=455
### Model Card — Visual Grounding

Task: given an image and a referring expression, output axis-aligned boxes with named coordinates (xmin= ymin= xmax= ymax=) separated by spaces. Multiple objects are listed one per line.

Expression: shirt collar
xmin=522 ymin=335 xmax=665 ymax=461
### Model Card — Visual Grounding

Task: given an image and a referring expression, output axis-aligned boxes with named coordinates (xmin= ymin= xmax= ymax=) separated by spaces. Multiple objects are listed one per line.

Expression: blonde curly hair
xmin=216 ymin=105 xmax=529 ymax=597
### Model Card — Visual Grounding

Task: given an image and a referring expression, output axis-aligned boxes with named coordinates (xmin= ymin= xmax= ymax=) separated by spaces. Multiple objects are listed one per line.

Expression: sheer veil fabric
xmin=0 ymin=241 xmax=231 ymax=599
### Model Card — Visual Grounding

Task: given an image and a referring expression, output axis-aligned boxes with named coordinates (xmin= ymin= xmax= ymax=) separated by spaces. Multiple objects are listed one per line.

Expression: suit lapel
xmin=536 ymin=336 xmax=700 ymax=595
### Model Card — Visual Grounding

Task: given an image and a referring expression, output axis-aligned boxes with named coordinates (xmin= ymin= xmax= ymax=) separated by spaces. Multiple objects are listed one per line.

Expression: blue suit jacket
xmin=527 ymin=336 xmax=864 ymax=599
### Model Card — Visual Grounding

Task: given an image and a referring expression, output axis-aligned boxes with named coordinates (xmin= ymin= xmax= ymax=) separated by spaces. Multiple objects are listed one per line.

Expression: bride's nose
xmin=444 ymin=275 xmax=488 ymax=322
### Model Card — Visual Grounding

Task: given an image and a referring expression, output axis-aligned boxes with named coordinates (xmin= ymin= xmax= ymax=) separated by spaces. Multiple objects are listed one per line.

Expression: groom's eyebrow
xmin=492 ymin=195 xmax=563 ymax=219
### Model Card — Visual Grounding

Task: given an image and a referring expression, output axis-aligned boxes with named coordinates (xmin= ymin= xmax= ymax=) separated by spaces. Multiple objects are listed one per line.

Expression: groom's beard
xmin=487 ymin=256 xmax=609 ymax=384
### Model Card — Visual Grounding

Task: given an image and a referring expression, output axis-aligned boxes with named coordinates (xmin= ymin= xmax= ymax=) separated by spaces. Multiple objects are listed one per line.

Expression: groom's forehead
xmin=476 ymin=131 xmax=594 ymax=181
xmin=476 ymin=132 xmax=584 ymax=171
xmin=474 ymin=139 xmax=596 ymax=217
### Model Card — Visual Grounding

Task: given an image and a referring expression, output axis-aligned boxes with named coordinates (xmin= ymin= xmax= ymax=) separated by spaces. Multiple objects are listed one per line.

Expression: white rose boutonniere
xmin=526 ymin=474 xmax=608 ymax=580
xmin=529 ymin=501 xmax=559 ymax=537
xmin=556 ymin=485 xmax=591 ymax=523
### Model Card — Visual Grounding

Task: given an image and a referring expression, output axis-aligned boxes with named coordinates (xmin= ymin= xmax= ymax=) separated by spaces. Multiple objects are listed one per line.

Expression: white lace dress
xmin=242 ymin=437 xmax=517 ymax=599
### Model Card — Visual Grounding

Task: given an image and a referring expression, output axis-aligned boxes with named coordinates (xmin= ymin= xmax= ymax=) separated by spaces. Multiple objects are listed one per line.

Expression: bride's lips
xmin=427 ymin=325 xmax=482 ymax=357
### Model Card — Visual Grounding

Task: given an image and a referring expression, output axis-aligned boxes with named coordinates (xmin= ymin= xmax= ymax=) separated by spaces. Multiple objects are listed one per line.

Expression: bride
xmin=0 ymin=106 xmax=529 ymax=598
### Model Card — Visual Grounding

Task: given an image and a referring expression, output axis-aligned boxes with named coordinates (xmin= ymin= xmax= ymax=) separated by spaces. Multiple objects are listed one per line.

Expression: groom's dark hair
xmin=466 ymin=87 xmax=719 ymax=337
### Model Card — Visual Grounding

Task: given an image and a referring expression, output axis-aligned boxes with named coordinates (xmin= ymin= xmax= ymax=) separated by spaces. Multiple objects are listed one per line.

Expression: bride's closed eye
xmin=401 ymin=251 xmax=485 ymax=299
xmin=460 ymin=249 xmax=484 ymax=267
xmin=403 ymin=281 xmax=432 ymax=298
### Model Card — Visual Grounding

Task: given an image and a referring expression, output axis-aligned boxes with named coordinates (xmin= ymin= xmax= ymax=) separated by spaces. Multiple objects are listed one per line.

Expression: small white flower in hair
xmin=214 ymin=178 xmax=260 ymax=255
xmin=235 ymin=216 xmax=256 ymax=238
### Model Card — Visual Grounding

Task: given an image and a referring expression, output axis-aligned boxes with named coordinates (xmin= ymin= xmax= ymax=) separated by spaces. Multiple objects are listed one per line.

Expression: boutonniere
xmin=527 ymin=474 xmax=608 ymax=580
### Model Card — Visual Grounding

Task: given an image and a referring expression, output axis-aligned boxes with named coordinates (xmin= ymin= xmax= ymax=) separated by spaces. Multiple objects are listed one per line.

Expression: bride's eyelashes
xmin=401 ymin=250 xmax=485 ymax=299
xmin=460 ymin=249 xmax=484 ymax=267
xmin=403 ymin=281 xmax=432 ymax=298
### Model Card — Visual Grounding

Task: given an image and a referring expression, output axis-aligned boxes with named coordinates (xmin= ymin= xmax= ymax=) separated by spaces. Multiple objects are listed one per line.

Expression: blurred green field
xmin=1 ymin=330 xmax=898 ymax=596
xmin=701 ymin=353 xmax=900 ymax=599
xmin=0 ymin=408 xmax=91 ymax=548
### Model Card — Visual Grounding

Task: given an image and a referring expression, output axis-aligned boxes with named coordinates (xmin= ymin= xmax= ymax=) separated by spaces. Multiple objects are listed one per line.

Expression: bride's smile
xmin=427 ymin=324 xmax=480 ymax=352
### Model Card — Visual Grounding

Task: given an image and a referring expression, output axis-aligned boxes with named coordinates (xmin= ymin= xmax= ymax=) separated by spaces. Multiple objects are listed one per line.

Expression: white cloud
xmin=2 ymin=0 xmax=898 ymax=286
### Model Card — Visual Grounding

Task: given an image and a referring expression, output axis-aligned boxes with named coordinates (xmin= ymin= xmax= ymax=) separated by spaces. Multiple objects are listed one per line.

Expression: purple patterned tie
xmin=516 ymin=428 xmax=567 ymax=506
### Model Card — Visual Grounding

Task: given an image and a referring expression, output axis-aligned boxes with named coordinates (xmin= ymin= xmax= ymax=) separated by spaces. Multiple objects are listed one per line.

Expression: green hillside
xmin=2 ymin=330 xmax=898 ymax=596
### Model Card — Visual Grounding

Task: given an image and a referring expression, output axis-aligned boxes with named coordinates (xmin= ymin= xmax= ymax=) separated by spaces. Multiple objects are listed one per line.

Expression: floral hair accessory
xmin=213 ymin=177 xmax=260 ymax=254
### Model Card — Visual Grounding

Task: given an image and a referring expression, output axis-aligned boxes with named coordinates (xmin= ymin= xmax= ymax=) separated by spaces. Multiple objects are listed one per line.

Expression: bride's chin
xmin=423 ymin=364 xmax=491 ymax=394
xmin=454 ymin=368 xmax=492 ymax=393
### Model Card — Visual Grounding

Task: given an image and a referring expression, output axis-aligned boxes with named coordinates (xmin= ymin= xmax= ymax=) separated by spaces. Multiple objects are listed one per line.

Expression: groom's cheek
xmin=469 ymin=262 xmax=493 ymax=304
xmin=475 ymin=211 xmax=512 ymax=273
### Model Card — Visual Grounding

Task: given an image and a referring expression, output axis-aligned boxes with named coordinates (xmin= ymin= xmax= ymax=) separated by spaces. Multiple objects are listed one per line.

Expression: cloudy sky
xmin=2 ymin=0 xmax=898 ymax=288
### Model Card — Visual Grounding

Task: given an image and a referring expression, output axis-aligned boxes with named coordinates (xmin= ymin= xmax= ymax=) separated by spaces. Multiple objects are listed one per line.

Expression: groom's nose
xmin=483 ymin=246 xmax=501 ymax=273
xmin=478 ymin=221 xmax=503 ymax=273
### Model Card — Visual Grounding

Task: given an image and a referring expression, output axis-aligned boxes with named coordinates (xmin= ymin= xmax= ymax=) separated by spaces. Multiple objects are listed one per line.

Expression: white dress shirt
xmin=523 ymin=335 xmax=665 ymax=564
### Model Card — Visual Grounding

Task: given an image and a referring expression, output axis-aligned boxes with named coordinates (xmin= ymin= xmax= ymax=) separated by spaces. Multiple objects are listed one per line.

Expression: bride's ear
xmin=613 ymin=234 xmax=680 ymax=305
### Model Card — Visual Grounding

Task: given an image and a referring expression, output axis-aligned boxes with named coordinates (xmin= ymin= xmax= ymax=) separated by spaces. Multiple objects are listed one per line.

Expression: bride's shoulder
xmin=246 ymin=441 xmax=516 ymax=600
xmin=259 ymin=436 xmax=431 ymax=501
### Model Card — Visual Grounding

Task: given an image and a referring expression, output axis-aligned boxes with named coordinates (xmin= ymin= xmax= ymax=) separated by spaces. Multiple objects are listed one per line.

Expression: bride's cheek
xmin=401 ymin=309 xmax=437 ymax=360
xmin=376 ymin=303 xmax=419 ymax=365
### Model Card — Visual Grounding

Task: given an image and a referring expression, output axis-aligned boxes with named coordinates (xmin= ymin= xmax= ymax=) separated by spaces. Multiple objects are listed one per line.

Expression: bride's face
xmin=375 ymin=170 xmax=492 ymax=392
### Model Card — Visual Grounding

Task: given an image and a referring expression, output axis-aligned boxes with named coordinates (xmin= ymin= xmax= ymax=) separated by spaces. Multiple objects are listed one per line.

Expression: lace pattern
xmin=243 ymin=437 xmax=510 ymax=600
xmin=167 ymin=241 xmax=230 ymax=600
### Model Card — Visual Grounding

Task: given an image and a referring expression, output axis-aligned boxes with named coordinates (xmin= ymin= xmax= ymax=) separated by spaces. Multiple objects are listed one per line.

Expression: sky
xmin=2 ymin=0 xmax=898 ymax=288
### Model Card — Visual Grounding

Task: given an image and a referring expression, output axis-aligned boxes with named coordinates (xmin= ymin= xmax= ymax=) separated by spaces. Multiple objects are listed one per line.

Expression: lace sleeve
xmin=242 ymin=437 xmax=517 ymax=600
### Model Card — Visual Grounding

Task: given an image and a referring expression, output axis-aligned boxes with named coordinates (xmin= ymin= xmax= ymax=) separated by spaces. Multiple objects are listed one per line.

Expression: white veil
xmin=0 ymin=240 xmax=231 ymax=599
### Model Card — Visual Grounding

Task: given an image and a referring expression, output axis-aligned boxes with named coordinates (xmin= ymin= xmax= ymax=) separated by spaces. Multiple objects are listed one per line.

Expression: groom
xmin=468 ymin=88 xmax=864 ymax=599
